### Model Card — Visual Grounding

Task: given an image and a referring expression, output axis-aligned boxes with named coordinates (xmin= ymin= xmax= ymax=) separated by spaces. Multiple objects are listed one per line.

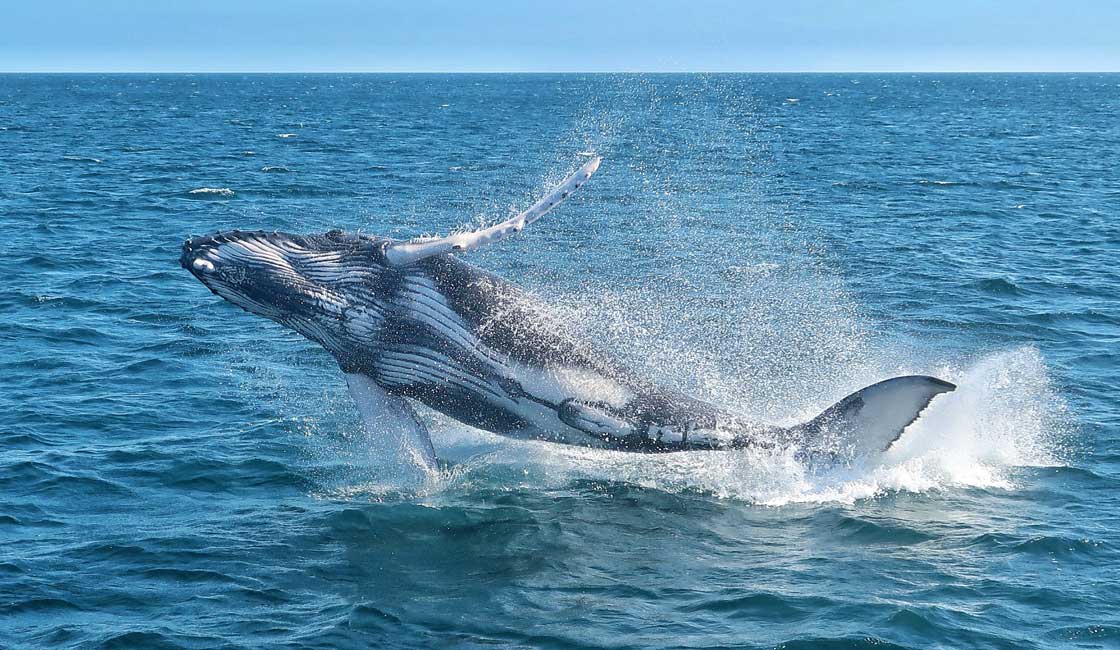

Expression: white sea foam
xmin=188 ymin=187 xmax=235 ymax=197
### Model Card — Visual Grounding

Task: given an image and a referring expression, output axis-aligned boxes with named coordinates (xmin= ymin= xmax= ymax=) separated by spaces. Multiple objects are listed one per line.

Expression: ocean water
xmin=1 ymin=73 xmax=1117 ymax=649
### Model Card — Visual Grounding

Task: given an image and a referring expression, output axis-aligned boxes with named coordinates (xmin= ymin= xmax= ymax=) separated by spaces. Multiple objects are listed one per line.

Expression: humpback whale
xmin=181 ymin=157 xmax=954 ymax=472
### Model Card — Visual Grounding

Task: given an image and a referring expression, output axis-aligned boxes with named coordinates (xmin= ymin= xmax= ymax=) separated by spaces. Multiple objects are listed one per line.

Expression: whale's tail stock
xmin=783 ymin=375 xmax=956 ymax=461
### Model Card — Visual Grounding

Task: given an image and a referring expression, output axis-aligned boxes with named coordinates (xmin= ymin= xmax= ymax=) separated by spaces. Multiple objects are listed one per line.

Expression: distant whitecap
xmin=188 ymin=187 xmax=235 ymax=197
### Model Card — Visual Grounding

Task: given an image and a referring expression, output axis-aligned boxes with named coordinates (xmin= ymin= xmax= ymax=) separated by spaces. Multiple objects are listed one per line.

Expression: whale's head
xmin=181 ymin=230 xmax=394 ymax=356
xmin=180 ymin=158 xmax=603 ymax=362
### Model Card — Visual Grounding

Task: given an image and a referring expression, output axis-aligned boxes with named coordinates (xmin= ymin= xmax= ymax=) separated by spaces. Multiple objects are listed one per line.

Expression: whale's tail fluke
xmin=786 ymin=375 xmax=956 ymax=460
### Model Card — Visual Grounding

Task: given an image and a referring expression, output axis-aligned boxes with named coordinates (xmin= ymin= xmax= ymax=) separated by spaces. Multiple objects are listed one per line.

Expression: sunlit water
xmin=1 ymin=74 xmax=1117 ymax=649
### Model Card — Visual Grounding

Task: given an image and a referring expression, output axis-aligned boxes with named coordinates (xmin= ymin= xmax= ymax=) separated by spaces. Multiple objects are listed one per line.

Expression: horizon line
xmin=3 ymin=70 xmax=1120 ymax=75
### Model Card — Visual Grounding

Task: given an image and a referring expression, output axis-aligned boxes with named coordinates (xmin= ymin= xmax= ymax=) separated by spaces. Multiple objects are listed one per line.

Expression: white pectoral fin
xmin=344 ymin=373 xmax=438 ymax=474
xmin=384 ymin=156 xmax=601 ymax=266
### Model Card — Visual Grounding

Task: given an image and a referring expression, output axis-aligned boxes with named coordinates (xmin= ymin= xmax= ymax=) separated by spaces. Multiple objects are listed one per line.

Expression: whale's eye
xmin=193 ymin=258 xmax=215 ymax=272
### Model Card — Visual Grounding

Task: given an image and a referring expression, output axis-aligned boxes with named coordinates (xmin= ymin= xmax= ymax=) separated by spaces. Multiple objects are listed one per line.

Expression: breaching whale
xmin=181 ymin=157 xmax=954 ymax=472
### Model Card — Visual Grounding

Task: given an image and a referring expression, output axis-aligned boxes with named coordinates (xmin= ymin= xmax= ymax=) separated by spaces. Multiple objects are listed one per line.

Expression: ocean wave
xmin=235 ymin=185 xmax=358 ymax=199
xmin=62 ymin=155 xmax=103 ymax=164
xmin=260 ymin=165 xmax=291 ymax=173
xmin=966 ymin=532 xmax=1108 ymax=558
xmin=186 ymin=187 xmax=235 ymax=197
xmin=970 ymin=277 xmax=1023 ymax=296
xmin=775 ymin=636 xmax=909 ymax=650
xmin=828 ymin=514 xmax=936 ymax=545
xmin=141 ymin=567 xmax=239 ymax=584
xmin=1047 ymin=625 xmax=1120 ymax=644
xmin=0 ymin=598 xmax=82 ymax=615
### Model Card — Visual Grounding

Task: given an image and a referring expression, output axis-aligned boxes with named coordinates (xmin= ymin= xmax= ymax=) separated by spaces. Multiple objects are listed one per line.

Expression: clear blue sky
xmin=3 ymin=0 xmax=1119 ymax=72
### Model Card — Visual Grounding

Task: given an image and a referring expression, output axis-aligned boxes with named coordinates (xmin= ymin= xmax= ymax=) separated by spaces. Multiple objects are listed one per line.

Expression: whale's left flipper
xmin=788 ymin=375 xmax=956 ymax=460
xmin=345 ymin=373 xmax=438 ymax=474
xmin=384 ymin=157 xmax=601 ymax=266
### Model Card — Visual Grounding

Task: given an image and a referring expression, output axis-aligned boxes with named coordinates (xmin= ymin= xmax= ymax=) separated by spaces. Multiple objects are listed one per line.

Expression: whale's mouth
xmin=181 ymin=230 xmax=294 ymax=276
xmin=180 ymin=230 xmax=394 ymax=354
xmin=181 ymin=231 xmax=336 ymax=321
xmin=180 ymin=232 xmax=222 ymax=276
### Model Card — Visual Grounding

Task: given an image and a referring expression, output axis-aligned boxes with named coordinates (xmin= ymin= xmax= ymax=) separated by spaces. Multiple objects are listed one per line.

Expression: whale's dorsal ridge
xmin=384 ymin=156 xmax=601 ymax=267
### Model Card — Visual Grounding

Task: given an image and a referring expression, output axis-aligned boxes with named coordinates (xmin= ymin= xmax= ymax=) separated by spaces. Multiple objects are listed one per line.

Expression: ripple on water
xmin=967 ymin=532 xmax=1109 ymax=559
xmin=969 ymin=277 xmax=1024 ymax=296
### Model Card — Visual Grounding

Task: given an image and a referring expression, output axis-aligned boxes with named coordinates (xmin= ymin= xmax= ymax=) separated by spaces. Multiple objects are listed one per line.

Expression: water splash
xmin=236 ymin=76 xmax=1072 ymax=506
xmin=414 ymin=347 xmax=1070 ymax=506
xmin=280 ymin=160 xmax=1071 ymax=506
xmin=293 ymin=343 xmax=1071 ymax=506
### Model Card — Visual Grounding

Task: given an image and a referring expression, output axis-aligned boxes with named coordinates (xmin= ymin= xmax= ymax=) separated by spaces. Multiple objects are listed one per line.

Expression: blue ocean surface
xmin=1 ymin=74 xmax=1117 ymax=649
